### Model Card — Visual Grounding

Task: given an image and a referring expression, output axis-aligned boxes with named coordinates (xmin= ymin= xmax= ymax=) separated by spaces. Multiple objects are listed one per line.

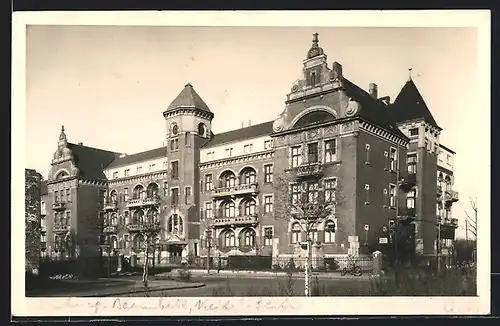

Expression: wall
xmin=200 ymin=135 xmax=273 ymax=163
xmin=104 ymin=156 xmax=168 ymax=180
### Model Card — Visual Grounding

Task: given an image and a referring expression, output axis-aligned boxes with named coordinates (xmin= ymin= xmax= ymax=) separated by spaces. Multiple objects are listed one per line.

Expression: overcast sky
xmin=25 ymin=24 xmax=483 ymax=238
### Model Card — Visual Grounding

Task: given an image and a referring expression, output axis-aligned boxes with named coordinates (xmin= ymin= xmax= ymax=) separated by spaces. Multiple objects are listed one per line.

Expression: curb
xmin=82 ymin=283 xmax=206 ymax=297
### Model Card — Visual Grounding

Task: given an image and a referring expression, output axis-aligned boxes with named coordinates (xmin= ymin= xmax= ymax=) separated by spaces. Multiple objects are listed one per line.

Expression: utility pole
xmin=465 ymin=219 xmax=469 ymax=242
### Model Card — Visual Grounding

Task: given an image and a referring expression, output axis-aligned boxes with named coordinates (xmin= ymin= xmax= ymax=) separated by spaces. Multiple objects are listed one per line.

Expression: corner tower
xmin=162 ymin=83 xmax=214 ymax=257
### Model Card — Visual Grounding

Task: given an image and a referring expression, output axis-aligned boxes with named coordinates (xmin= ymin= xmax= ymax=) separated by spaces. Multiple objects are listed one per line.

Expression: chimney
xmin=248 ymin=120 xmax=252 ymax=127
xmin=78 ymin=142 xmax=83 ymax=146
xmin=369 ymin=83 xmax=378 ymax=99
xmin=378 ymin=96 xmax=391 ymax=105
xmin=241 ymin=122 xmax=244 ymax=128
xmin=119 ymin=153 xmax=127 ymax=158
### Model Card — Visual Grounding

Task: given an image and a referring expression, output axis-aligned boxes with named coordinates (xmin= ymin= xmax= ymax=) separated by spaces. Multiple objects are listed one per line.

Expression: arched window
xmin=146 ymin=183 xmax=159 ymax=198
xmin=133 ymin=234 xmax=145 ymax=250
xmin=241 ymin=228 xmax=256 ymax=247
xmin=109 ymin=190 xmax=118 ymax=203
xmin=124 ymin=211 xmax=130 ymax=224
xmin=167 ymin=214 xmax=184 ymax=234
xmin=293 ymin=111 xmax=336 ymax=129
xmin=132 ymin=185 xmax=144 ymax=200
xmin=324 ymin=220 xmax=336 ymax=243
xmin=220 ymin=171 xmax=236 ymax=188
xmin=146 ymin=208 xmax=159 ymax=224
xmin=110 ymin=213 xmax=118 ymax=226
xmin=240 ymin=167 xmax=256 ymax=185
xmin=445 ymin=176 xmax=452 ymax=192
xmin=222 ymin=229 xmax=236 ymax=248
xmin=111 ymin=236 xmax=118 ymax=250
xmin=198 ymin=123 xmax=206 ymax=136
xmin=55 ymin=171 xmax=69 ymax=180
xmin=132 ymin=210 xmax=144 ymax=224
xmin=309 ymin=227 xmax=318 ymax=242
xmin=222 ymin=200 xmax=236 ymax=218
xmin=291 ymin=223 xmax=301 ymax=244
xmin=240 ymin=198 xmax=256 ymax=216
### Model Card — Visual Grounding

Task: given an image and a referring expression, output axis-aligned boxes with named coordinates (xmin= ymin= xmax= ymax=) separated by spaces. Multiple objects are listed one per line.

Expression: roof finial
xmin=61 ymin=125 xmax=65 ymax=132
xmin=312 ymin=33 xmax=319 ymax=46
xmin=408 ymin=68 xmax=413 ymax=81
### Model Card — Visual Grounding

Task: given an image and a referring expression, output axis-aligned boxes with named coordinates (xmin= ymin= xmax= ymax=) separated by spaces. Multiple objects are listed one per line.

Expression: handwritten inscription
xmin=53 ymin=297 xmax=298 ymax=315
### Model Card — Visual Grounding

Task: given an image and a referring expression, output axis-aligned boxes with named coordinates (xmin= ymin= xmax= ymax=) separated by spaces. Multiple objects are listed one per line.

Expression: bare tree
xmin=464 ymin=196 xmax=477 ymax=239
xmin=200 ymin=215 xmax=214 ymax=274
xmin=273 ymin=168 xmax=338 ymax=296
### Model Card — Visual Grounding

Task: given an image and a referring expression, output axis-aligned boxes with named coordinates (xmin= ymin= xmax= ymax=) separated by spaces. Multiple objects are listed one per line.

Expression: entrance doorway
xmin=168 ymin=244 xmax=184 ymax=265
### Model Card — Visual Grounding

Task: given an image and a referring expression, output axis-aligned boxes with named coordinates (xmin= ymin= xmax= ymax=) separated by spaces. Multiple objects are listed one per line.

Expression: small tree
xmin=201 ymin=216 xmax=214 ymax=273
xmin=464 ymin=196 xmax=478 ymax=264
xmin=273 ymin=169 xmax=338 ymax=296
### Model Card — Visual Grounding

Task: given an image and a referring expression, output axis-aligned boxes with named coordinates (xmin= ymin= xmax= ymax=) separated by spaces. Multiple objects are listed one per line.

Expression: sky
xmin=25 ymin=25 xmax=484 ymax=239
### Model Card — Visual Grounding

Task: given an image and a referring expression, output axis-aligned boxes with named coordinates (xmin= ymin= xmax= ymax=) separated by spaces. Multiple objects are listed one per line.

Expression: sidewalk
xmin=177 ymin=268 xmax=373 ymax=280
xmin=28 ymin=279 xmax=205 ymax=297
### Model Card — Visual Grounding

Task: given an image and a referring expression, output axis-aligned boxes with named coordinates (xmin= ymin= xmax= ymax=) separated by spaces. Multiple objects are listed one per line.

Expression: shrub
xmin=324 ymin=258 xmax=340 ymax=271
xmin=177 ymin=269 xmax=192 ymax=282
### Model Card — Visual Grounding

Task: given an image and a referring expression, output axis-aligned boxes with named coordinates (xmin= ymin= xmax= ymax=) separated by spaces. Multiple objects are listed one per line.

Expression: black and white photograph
xmin=13 ymin=10 xmax=490 ymax=316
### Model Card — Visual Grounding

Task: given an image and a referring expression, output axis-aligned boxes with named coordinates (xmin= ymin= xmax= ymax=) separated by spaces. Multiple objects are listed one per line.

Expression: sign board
xmin=379 ymin=237 xmax=388 ymax=244
xmin=364 ymin=224 xmax=370 ymax=231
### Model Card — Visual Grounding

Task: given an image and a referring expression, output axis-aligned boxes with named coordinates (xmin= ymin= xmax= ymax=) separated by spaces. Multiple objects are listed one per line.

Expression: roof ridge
xmin=68 ymin=142 xmax=121 ymax=155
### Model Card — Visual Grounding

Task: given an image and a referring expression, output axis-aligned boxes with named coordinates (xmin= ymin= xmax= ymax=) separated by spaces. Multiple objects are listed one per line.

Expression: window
xmin=264 ymin=164 xmax=273 ymax=183
xmin=185 ymin=132 xmax=191 ymax=147
xmin=149 ymin=164 xmax=155 ymax=172
xmin=409 ymin=128 xmax=419 ymax=136
xmin=242 ymin=169 xmax=256 ymax=184
xmin=264 ymin=140 xmax=272 ymax=150
xmin=171 ymin=188 xmax=179 ymax=206
xmin=65 ymin=211 xmax=71 ymax=223
xmin=66 ymin=189 xmax=70 ymax=202
xmin=136 ymin=166 xmax=142 ymax=174
xmin=264 ymin=195 xmax=273 ymax=213
xmin=171 ymin=161 xmax=179 ymax=179
xmin=365 ymin=144 xmax=370 ymax=164
xmin=389 ymin=184 xmax=397 ymax=208
xmin=163 ymin=161 xmax=168 ymax=169
xmin=243 ymin=144 xmax=253 ymax=153
xmin=291 ymin=146 xmax=302 ymax=167
xmin=223 ymin=200 xmax=236 ymax=218
xmin=223 ymin=172 xmax=236 ymax=188
xmin=324 ymin=220 xmax=336 ymax=243
xmin=407 ymin=189 xmax=416 ymax=209
xmin=383 ymin=189 xmax=388 ymax=207
xmin=124 ymin=169 xmax=130 ymax=177
xmin=167 ymin=214 xmax=183 ymax=234
xmin=225 ymin=148 xmax=233 ymax=157
xmin=206 ymin=151 xmax=214 ymax=160
xmin=112 ymin=172 xmax=118 ymax=179
xmin=205 ymin=202 xmax=212 ymax=219
xmin=185 ymin=186 xmax=192 ymax=205
xmin=364 ymin=184 xmax=370 ymax=204
xmin=310 ymin=71 xmax=316 ymax=86
xmin=390 ymin=147 xmax=397 ymax=172
xmin=307 ymin=142 xmax=319 ymax=163
xmin=446 ymin=154 xmax=452 ymax=165
xmin=170 ymin=138 xmax=179 ymax=151
xmin=241 ymin=229 xmax=256 ymax=247
xmin=291 ymin=184 xmax=301 ymax=205
xmin=324 ymin=139 xmax=337 ymax=163
xmin=306 ymin=182 xmax=319 ymax=203
xmin=124 ymin=211 xmax=130 ymax=224
xmin=205 ymin=174 xmax=213 ymax=191
xmin=41 ymin=202 xmax=46 ymax=215
xmin=324 ymin=179 xmax=336 ymax=210
xmin=242 ymin=199 xmax=256 ymax=216
xmin=309 ymin=228 xmax=318 ymax=242
xmin=223 ymin=230 xmax=236 ymax=248
xmin=41 ymin=233 xmax=46 ymax=243
xmin=54 ymin=191 xmax=59 ymax=203
xmin=292 ymin=223 xmax=301 ymax=243
xmin=124 ymin=235 xmax=130 ymax=249
xmin=407 ymin=154 xmax=417 ymax=174
xmin=264 ymin=227 xmax=273 ymax=246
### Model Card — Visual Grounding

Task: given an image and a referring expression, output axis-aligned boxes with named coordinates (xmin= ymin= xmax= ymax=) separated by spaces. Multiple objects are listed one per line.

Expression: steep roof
xmin=67 ymin=143 xmax=121 ymax=181
xmin=201 ymin=121 xmax=274 ymax=148
xmin=388 ymin=79 xmax=441 ymax=129
xmin=164 ymin=83 xmax=212 ymax=114
xmin=106 ymin=147 xmax=167 ymax=169
xmin=342 ymin=78 xmax=407 ymax=139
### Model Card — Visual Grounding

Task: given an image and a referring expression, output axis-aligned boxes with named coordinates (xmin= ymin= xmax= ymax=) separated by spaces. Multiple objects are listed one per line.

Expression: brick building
xmin=38 ymin=33 xmax=459 ymax=268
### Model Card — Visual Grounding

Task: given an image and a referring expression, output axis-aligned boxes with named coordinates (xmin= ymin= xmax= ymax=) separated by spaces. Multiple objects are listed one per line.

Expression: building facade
xmin=38 ymin=33 xmax=459 ymax=267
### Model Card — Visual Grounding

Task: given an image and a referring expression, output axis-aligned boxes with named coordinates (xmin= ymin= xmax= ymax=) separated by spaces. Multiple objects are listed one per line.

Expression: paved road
xmin=122 ymin=276 xmax=373 ymax=297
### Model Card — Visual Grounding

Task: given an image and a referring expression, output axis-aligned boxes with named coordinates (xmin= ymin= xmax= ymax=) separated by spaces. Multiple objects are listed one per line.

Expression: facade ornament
xmin=53 ymin=125 xmax=73 ymax=161
xmin=272 ymin=113 xmax=285 ymax=132
xmin=307 ymin=33 xmax=325 ymax=59
xmin=345 ymin=98 xmax=361 ymax=117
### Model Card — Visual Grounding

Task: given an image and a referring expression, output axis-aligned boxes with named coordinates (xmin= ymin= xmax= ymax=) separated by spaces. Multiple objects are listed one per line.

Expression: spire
xmin=307 ymin=32 xmax=325 ymax=59
xmin=59 ymin=125 xmax=67 ymax=142
xmin=164 ymin=83 xmax=212 ymax=114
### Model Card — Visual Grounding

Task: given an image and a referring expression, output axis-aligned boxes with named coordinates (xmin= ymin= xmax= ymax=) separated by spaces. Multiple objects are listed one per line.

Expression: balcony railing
xmin=444 ymin=190 xmax=459 ymax=203
xmin=103 ymin=200 xmax=118 ymax=212
xmin=212 ymin=182 xmax=259 ymax=198
xmin=213 ymin=214 xmax=258 ymax=227
xmin=126 ymin=222 xmax=161 ymax=233
xmin=53 ymin=224 xmax=69 ymax=234
xmin=103 ymin=225 xmax=118 ymax=234
xmin=295 ymin=162 xmax=323 ymax=179
xmin=126 ymin=196 xmax=161 ymax=208
xmin=52 ymin=202 xmax=66 ymax=211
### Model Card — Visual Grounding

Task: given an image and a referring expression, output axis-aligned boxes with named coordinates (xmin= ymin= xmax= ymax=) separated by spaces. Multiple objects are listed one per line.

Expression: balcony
xmin=52 ymin=202 xmax=66 ymax=211
xmin=103 ymin=200 xmax=118 ymax=212
xmin=295 ymin=162 xmax=323 ymax=179
xmin=53 ymin=224 xmax=69 ymax=234
xmin=399 ymin=173 xmax=416 ymax=192
xmin=212 ymin=182 xmax=259 ymax=199
xmin=444 ymin=190 xmax=459 ymax=203
xmin=103 ymin=225 xmax=118 ymax=234
xmin=213 ymin=214 xmax=258 ymax=227
xmin=126 ymin=222 xmax=161 ymax=233
xmin=126 ymin=196 xmax=161 ymax=208
xmin=396 ymin=207 xmax=416 ymax=222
